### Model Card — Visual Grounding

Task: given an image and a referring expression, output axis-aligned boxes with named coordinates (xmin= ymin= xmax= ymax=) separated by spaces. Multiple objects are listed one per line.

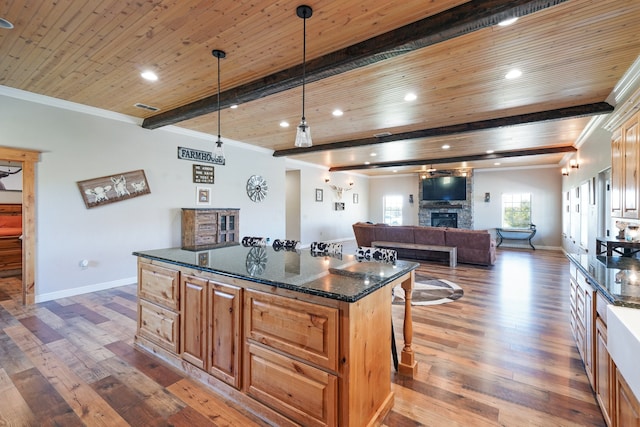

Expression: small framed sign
xmin=193 ymin=164 xmax=214 ymax=184
xmin=315 ymin=188 xmax=323 ymax=202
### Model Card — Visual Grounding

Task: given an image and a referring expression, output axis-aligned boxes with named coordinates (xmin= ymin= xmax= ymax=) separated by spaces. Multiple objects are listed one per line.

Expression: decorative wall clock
xmin=246 ymin=175 xmax=268 ymax=202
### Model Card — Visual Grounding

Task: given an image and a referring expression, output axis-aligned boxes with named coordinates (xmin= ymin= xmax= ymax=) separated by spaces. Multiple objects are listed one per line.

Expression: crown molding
xmin=603 ymin=55 xmax=640 ymax=131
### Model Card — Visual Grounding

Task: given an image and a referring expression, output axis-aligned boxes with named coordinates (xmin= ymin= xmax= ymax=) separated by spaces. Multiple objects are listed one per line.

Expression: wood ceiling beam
xmin=142 ymin=0 xmax=568 ymax=130
xmin=273 ymin=102 xmax=613 ymax=157
xmin=329 ymin=146 xmax=578 ymax=172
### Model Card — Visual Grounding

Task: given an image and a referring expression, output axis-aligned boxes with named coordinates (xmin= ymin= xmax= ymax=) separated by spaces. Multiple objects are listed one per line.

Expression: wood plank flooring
xmin=0 ymin=248 xmax=605 ymax=426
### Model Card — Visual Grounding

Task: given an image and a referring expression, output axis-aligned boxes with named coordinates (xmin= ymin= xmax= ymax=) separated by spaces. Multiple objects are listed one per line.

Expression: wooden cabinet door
xmin=208 ymin=281 xmax=242 ymax=389
xmin=584 ymin=289 xmax=595 ymax=388
xmin=612 ymin=129 xmax=623 ymax=216
xmin=181 ymin=274 xmax=208 ymax=369
xmin=616 ymin=368 xmax=640 ymax=427
xmin=623 ymin=116 xmax=639 ymax=218
xmin=596 ymin=317 xmax=614 ymax=427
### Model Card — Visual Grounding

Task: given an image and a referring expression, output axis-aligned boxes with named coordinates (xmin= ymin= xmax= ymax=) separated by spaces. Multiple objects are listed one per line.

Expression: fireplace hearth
xmin=431 ymin=212 xmax=458 ymax=228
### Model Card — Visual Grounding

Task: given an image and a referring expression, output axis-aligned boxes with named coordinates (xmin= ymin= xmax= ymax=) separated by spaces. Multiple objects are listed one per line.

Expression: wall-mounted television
xmin=422 ymin=176 xmax=467 ymax=201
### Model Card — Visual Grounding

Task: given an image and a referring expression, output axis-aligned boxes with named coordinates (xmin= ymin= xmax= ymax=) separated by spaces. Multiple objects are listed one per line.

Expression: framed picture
xmin=77 ymin=169 xmax=151 ymax=209
xmin=335 ymin=202 xmax=345 ymax=211
xmin=0 ymin=166 xmax=22 ymax=192
xmin=197 ymin=251 xmax=209 ymax=267
xmin=196 ymin=186 xmax=211 ymax=205
xmin=353 ymin=193 xmax=359 ymax=204
xmin=315 ymin=188 xmax=323 ymax=202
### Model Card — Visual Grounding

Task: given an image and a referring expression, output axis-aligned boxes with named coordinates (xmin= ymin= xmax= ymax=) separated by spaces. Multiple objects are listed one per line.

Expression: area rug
xmin=392 ymin=274 xmax=463 ymax=306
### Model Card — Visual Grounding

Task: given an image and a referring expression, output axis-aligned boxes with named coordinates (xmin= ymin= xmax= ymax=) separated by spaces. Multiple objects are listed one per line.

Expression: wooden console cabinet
xmin=181 ymin=208 xmax=239 ymax=247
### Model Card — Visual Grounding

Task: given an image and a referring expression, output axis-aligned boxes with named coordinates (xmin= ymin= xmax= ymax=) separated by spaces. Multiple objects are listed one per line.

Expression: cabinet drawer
xmin=138 ymin=299 xmax=179 ymax=353
xmin=569 ymin=262 xmax=577 ymax=280
xmin=245 ymin=290 xmax=338 ymax=371
xmin=194 ymin=212 xmax=217 ymax=224
xmin=246 ymin=343 xmax=337 ymax=427
xmin=596 ymin=292 xmax=609 ymax=323
xmin=138 ymin=263 xmax=179 ymax=310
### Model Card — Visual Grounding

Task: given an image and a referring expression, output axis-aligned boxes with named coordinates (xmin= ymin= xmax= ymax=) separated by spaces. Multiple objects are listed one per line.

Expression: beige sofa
xmin=352 ymin=222 xmax=496 ymax=266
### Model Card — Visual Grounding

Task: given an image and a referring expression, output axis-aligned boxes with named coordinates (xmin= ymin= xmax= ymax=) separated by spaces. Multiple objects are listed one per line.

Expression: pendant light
xmin=212 ymin=49 xmax=226 ymax=165
xmin=294 ymin=5 xmax=313 ymax=148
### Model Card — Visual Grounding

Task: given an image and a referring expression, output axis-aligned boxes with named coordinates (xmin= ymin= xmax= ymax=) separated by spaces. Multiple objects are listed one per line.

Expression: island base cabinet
xmin=246 ymin=342 xmax=337 ymax=427
xmin=616 ymin=368 xmax=640 ymax=427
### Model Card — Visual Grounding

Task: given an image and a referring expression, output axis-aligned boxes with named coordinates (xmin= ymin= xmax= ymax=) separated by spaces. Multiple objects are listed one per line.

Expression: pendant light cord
xmin=217 ymin=54 xmax=221 ymax=142
xmin=301 ymin=12 xmax=307 ymax=122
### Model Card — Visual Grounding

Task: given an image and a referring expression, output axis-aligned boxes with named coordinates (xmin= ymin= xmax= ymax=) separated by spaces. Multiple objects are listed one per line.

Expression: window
xmin=502 ymin=193 xmax=531 ymax=228
xmin=383 ymin=195 xmax=403 ymax=225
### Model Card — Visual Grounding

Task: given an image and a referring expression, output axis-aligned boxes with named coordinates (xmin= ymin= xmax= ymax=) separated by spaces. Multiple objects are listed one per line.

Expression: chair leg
xmin=391 ymin=319 xmax=398 ymax=372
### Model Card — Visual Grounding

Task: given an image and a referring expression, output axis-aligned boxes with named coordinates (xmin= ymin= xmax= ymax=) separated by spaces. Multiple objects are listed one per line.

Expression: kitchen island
xmin=566 ymin=253 xmax=640 ymax=427
xmin=133 ymin=244 xmax=419 ymax=427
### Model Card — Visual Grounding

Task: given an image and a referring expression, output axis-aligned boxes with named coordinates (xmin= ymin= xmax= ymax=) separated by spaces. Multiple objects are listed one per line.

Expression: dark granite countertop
xmin=566 ymin=253 xmax=640 ymax=308
xmin=133 ymin=245 xmax=419 ymax=303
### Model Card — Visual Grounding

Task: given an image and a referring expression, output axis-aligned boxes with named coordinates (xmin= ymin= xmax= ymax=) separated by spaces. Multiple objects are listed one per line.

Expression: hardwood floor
xmin=0 ymin=248 xmax=605 ymax=426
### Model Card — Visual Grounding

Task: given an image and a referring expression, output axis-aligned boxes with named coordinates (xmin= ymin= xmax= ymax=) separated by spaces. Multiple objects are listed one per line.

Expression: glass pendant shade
xmin=214 ymin=138 xmax=225 ymax=161
xmin=295 ymin=119 xmax=312 ymax=147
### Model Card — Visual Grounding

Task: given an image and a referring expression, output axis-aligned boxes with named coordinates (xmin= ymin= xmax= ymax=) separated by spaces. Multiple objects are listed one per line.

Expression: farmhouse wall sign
xmin=178 ymin=146 xmax=225 ymax=165
xmin=77 ymin=169 xmax=151 ymax=209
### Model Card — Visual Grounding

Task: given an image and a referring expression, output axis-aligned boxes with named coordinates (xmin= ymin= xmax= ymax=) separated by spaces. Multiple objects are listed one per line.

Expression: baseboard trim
xmin=35 ymin=277 xmax=136 ymax=303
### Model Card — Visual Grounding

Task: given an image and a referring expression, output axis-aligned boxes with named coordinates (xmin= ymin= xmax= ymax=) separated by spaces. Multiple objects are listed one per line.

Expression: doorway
xmin=0 ymin=146 xmax=39 ymax=305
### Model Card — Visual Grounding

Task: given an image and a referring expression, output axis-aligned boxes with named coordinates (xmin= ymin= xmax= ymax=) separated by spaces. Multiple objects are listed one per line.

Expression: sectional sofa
xmin=352 ymin=222 xmax=496 ymax=266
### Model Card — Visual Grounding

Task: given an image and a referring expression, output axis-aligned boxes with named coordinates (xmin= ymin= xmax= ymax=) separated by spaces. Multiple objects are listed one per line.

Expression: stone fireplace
xmin=418 ymin=170 xmax=474 ymax=229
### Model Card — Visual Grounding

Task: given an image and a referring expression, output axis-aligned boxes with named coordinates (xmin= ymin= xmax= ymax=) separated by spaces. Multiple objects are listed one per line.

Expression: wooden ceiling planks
xmin=1 ymin=0 xmax=639 ymax=174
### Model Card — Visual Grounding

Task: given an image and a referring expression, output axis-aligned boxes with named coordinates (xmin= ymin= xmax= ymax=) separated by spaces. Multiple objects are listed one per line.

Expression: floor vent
xmin=134 ymin=103 xmax=160 ymax=112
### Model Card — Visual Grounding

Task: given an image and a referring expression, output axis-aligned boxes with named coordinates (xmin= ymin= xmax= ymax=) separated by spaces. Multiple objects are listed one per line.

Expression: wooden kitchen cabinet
xmin=244 ymin=289 xmax=339 ymax=426
xmin=181 ymin=274 xmax=208 ymax=370
xmin=611 ymin=113 xmax=640 ymax=219
xmin=137 ymin=261 xmax=180 ymax=353
xmin=181 ymin=275 xmax=243 ymax=389
xmin=596 ymin=314 xmax=615 ymax=427
xmin=615 ymin=367 xmax=640 ymax=427
xmin=181 ymin=208 xmax=239 ymax=247
xmin=571 ymin=267 xmax=596 ymax=388
xmin=208 ymin=281 xmax=242 ymax=389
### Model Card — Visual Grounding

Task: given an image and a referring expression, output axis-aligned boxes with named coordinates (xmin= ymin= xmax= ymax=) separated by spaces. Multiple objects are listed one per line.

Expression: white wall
xmin=474 ymin=167 xmax=563 ymax=248
xmin=368 ymin=175 xmax=419 ymax=225
xmin=1 ymin=90 xmax=287 ymax=301
xmin=292 ymin=161 xmax=370 ymax=244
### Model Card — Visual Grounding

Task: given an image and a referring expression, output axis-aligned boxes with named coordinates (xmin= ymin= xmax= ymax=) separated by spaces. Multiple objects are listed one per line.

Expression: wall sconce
xmin=409 ymin=194 xmax=414 ymax=204
xmin=561 ymin=168 xmax=569 ymax=176
xmin=570 ymin=159 xmax=579 ymax=169
xmin=484 ymin=192 xmax=490 ymax=203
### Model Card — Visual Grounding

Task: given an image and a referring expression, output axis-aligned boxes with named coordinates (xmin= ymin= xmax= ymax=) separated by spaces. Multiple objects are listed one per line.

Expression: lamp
xmin=212 ymin=49 xmax=226 ymax=165
xmin=570 ymin=159 xmax=579 ymax=169
xmin=294 ymin=5 xmax=313 ymax=148
xmin=561 ymin=168 xmax=569 ymax=176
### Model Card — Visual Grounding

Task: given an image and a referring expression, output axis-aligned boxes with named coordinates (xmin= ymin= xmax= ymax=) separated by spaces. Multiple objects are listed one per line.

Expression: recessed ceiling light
xmin=133 ymin=103 xmax=160 ymax=112
xmin=332 ymin=109 xmax=343 ymax=117
xmin=404 ymin=93 xmax=417 ymax=102
xmin=280 ymin=121 xmax=289 ymax=128
xmin=498 ymin=17 xmax=518 ymax=26
xmin=364 ymin=161 xmax=370 ymax=165
xmin=0 ymin=18 xmax=13 ymax=29
xmin=486 ymin=150 xmax=495 ymax=154
xmin=442 ymin=144 xmax=450 ymax=150
xmin=494 ymin=162 xmax=501 ymax=166
xmin=505 ymin=69 xmax=522 ymax=80
xmin=370 ymin=153 xmax=377 ymax=157
xmin=230 ymin=104 xmax=238 ymax=109
xmin=393 ymin=170 xmax=398 ymax=173
xmin=140 ymin=70 xmax=158 ymax=81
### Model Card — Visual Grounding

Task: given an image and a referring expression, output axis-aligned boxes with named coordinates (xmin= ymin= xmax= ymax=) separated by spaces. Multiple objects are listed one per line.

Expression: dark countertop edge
xmin=133 ymin=251 xmax=418 ymax=303
xmin=566 ymin=253 xmax=640 ymax=309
